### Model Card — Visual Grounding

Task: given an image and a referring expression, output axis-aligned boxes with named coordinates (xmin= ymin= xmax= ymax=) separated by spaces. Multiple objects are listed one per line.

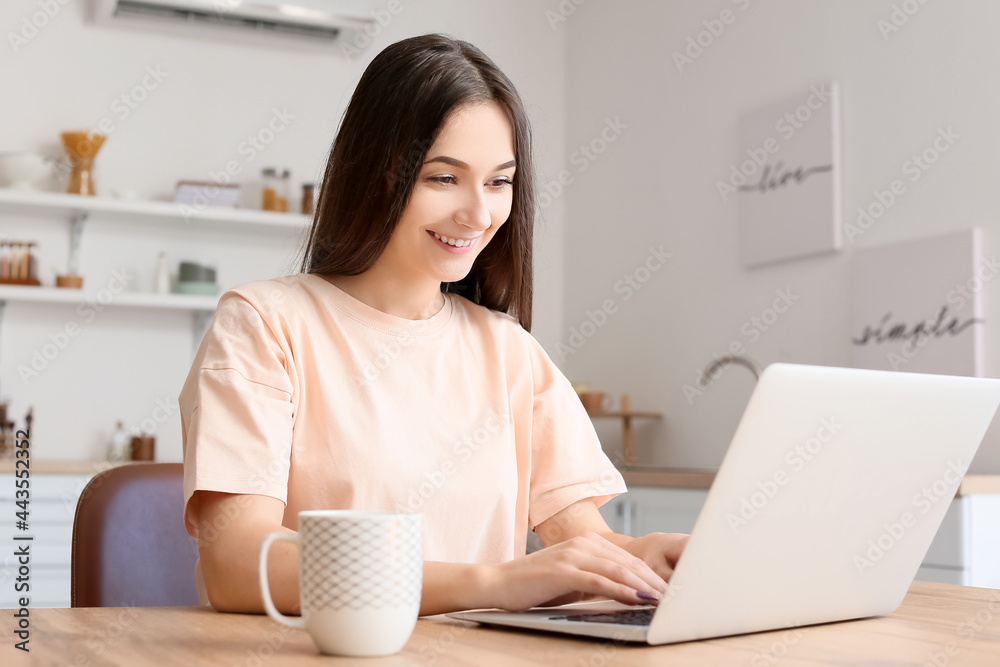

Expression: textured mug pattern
xmin=300 ymin=516 xmax=423 ymax=613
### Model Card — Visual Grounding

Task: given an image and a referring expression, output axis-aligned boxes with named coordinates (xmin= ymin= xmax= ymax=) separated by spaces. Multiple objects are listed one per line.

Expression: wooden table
xmin=4 ymin=581 xmax=1000 ymax=666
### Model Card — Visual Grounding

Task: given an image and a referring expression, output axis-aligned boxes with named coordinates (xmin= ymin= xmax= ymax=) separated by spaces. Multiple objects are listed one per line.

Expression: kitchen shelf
xmin=0 ymin=285 xmax=219 ymax=354
xmin=0 ymin=188 xmax=305 ymax=355
xmin=591 ymin=410 xmax=662 ymax=419
xmin=587 ymin=394 xmax=662 ymax=467
xmin=0 ymin=188 xmax=311 ymax=232
xmin=0 ymin=284 xmax=217 ymax=311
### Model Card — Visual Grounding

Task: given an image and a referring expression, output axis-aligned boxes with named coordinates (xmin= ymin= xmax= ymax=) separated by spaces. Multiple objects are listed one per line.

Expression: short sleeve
xmin=523 ymin=332 xmax=627 ymax=530
xmin=179 ymin=290 xmax=295 ymax=538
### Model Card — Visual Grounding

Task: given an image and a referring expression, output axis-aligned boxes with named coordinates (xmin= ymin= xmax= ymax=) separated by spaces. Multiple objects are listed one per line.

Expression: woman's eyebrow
xmin=424 ymin=156 xmax=516 ymax=170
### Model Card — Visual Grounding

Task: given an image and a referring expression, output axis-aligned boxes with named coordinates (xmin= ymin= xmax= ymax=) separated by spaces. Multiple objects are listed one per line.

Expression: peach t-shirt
xmin=179 ymin=272 xmax=626 ymax=602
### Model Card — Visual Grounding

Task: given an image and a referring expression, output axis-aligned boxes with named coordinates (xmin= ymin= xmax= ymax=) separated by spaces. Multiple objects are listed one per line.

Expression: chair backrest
xmin=71 ymin=462 xmax=199 ymax=607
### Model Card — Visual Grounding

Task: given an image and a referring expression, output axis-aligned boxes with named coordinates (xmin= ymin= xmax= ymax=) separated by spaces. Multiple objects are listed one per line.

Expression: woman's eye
xmin=427 ymin=175 xmax=513 ymax=188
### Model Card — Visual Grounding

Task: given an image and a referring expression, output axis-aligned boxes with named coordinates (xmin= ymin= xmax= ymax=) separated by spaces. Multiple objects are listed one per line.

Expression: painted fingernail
xmin=636 ymin=591 xmax=660 ymax=603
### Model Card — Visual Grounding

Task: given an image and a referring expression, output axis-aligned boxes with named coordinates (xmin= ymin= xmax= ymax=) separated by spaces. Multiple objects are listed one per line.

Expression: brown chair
xmin=71 ymin=462 xmax=200 ymax=607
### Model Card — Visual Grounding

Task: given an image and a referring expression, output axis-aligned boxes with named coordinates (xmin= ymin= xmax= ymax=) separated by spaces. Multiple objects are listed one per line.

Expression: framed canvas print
xmin=731 ymin=82 xmax=842 ymax=268
xmin=850 ymin=228 xmax=985 ymax=377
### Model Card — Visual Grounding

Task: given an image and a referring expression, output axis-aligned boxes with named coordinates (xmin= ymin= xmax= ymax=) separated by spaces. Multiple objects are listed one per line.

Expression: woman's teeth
xmin=432 ymin=232 xmax=473 ymax=247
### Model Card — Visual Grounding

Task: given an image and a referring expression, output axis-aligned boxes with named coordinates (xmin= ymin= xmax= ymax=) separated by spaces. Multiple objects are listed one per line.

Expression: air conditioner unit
xmin=91 ymin=0 xmax=377 ymax=52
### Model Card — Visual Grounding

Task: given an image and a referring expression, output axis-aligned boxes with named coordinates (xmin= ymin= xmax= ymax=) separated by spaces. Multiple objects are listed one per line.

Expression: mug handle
xmin=259 ymin=532 xmax=306 ymax=629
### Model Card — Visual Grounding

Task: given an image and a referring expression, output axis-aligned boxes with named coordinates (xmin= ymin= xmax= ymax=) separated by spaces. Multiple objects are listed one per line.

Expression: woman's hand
xmin=619 ymin=532 xmax=689 ymax=583
xmin=419 ymin=499 xmax=691 ymax=616
xmin=484 ymin=532 xmax=669 ymax=612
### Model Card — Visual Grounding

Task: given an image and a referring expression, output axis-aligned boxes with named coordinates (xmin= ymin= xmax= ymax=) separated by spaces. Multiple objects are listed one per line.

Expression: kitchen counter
xmin=619 ymin=467 xmax=717 ymax=490
xmin=2 ymin=461 xmax=999 ymax=496
xmin=617 ymin=466 xmax=1000 ymax=496
xmin=0 ymin=459 xmax=136 ymax=474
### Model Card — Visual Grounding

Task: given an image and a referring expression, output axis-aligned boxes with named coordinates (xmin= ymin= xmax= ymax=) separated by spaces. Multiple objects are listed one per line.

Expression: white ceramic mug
xmin=258 ymin=510 xmax=423 ymax=656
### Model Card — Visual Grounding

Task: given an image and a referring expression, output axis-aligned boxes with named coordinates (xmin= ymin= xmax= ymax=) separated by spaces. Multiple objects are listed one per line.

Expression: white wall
xmin=8 ymin=0 xmax=997 ymax=474
xmin=0 ymin=0 xmax=567 ymax=461
xmin=562 ymin=0 xmax=1000 ymax=472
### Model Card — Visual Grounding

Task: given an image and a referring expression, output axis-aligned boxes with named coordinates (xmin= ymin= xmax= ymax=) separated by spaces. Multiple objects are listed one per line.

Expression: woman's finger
xmin=573 ymin=533 xmax=669 ymax=594
xmin=552 ymin=549 xmax=664 ymax=605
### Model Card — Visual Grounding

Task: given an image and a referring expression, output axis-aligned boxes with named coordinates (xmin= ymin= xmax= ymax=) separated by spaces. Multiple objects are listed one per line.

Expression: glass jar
xmin=278 ymin=170 xmax=290 ymax=212
xmin=301 ymin=183 xmax=315 ymax=215
xmin=261 ymin=168 xmax=290 ymax=212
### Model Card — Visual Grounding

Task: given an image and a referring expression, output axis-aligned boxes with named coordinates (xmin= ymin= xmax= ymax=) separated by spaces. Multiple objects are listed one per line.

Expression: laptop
xmin=449 ymin=363 xmax=1000 ymax=644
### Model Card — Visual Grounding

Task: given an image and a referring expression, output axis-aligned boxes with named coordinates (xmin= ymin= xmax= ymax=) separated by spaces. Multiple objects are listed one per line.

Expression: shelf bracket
xmin=68 ymin=211 xmax=88 ymax=275
xmin=621 ymin=394 xmax=636 ymax=467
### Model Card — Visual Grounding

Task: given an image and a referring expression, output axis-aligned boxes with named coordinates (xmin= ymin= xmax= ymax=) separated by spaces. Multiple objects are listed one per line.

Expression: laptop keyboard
xmin=548 ymin=608 xmax=656 ymax=626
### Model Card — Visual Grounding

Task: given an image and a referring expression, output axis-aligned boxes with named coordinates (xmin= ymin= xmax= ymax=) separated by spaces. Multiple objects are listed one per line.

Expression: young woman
xmin=179 ymin=33 xmax=688 ymax=616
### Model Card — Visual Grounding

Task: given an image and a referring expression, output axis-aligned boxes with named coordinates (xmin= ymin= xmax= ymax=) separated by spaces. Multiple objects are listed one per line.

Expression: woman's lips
xmin=428 ymin=230 xmax=477 ymax=254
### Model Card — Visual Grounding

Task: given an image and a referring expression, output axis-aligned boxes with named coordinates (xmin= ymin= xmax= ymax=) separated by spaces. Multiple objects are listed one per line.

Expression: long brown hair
xmin=298 ymin=34 xmax=535 ymax=331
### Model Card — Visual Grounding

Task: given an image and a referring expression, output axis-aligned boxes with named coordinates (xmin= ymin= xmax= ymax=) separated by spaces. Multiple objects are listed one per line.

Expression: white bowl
xmin=0 ymin=152 xmax=56 ymax=190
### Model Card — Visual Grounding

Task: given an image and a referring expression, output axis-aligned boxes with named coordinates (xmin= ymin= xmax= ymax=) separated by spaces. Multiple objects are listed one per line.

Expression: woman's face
xmin=379 ymin=101 xmax=516 ymax=286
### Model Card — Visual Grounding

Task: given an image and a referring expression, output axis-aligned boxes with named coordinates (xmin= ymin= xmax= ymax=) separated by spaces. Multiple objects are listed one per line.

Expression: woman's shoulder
xmin=221 ymin=273 xmax=307 ymax=297
xmin=449 ymin=293 xmax=543 ymax=357
xmin=450 ymin=292 xmax=523 ymax=334
xmin=218 ymin=273 xmax=315 ymax=310
xmin=209 ymin=274 xmax=325 ymax=338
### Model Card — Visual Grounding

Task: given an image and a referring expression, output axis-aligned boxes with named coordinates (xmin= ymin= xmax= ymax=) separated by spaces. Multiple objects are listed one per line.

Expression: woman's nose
xmin=453 ymin=187 xmax=492 ymax=230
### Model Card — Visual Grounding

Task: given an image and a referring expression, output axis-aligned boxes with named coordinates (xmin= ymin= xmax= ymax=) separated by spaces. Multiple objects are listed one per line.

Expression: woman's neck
xmin=319 ymin=269 xmax=445 ymax=321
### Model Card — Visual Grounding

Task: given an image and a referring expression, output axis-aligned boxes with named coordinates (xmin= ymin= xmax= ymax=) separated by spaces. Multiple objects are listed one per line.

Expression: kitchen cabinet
xmin=0 ymin=472 xmax=94 ymax=608
xmin=600 ymin=487 xmax=707 ymax=537
xmin=599 ymin=484 xmax=1000 ymax=587
xmin=916 ymin=495 xmax=1000 ymax=587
